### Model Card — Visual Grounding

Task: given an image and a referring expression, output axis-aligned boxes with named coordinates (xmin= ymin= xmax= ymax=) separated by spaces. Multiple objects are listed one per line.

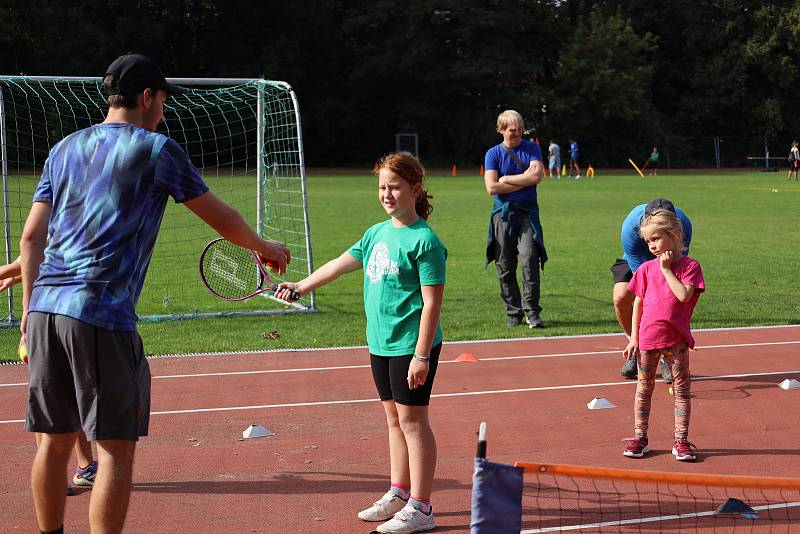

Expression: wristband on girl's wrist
xmin=413 ymin=354 xmax=430 ymax=362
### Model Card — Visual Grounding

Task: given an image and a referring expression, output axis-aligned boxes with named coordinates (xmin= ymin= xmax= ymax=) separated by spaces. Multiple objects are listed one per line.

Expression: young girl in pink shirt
xmin=622 ymin=209 xmax=705 ymax=461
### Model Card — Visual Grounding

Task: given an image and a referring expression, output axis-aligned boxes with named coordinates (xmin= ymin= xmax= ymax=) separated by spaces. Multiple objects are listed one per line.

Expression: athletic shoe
xmin=506 ymin=315 xmax=524 ymax=327
xmin=622 ymin=436 xmax=650 ymax=458
xmin=660 ymin=356 xmax=673 ymax=385
xmin=527 ymin=314 xmax=544 ymax=328
xmin=358 ymin=491 xmax=408 ymax=522
xmin=620 ymin=355 xmax=638 ymax=379
xmin=376 ymin=504 xmax=435 ymax=533
xmin=672 ymin=439 xmax=697 ymax=462
xmin=73 ymin=461 xmax=97 ymax=487
xmin=575 ymin=174 xmax=581 ymax=179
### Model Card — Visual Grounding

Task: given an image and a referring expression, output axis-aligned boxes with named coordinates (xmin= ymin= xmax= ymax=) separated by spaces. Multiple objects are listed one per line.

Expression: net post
xmin=476 ymin=421 xmax=487 ymax=459
xmin=256 ymin=82 xmax=265 ymax=238
xmin=0 ymin=86 xmax=13 ymax=322
xmin=287 ymin=85 xmax=316 ymax=310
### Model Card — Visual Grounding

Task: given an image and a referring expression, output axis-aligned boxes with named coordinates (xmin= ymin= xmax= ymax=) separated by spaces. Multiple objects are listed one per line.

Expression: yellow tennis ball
xmin=18 ymin=344 xmax=28 ymax=364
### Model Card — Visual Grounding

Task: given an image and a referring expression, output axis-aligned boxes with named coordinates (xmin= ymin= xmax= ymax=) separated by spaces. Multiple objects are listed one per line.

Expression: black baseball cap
xmin=104 ymin=53 xmax=184 ymax=97
xmin=644 ymin=198 xmax=676 ymax=216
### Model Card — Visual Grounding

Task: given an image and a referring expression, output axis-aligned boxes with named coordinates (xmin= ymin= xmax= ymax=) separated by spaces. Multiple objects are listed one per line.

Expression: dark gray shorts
xmin=25 ymin=312 xmax=151 ymax=441
xmin=610 ymin=258 xmax=633 ymax=284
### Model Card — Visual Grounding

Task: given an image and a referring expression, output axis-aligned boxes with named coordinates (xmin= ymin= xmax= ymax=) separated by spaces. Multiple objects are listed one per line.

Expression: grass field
xmin=1 ymin=170 xmax=798 ymax=362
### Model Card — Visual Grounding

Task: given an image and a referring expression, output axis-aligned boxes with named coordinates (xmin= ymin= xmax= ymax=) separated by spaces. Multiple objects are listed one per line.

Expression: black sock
xmin=41 ymin=528 xmax=64 ymax=534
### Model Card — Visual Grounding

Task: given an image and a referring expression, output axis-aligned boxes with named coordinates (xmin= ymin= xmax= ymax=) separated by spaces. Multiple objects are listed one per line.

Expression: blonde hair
xmin=639 ymin=209 xmax=684 ymax=254
xmin=496 ymin=110 xmax=524 ymax=132
xmin=374 ymin=152 xmax=433 ymax=220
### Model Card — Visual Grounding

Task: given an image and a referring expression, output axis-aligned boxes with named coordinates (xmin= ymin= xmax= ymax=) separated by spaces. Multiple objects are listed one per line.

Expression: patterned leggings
xmin=634 ymin=343 xmax=691 ymax=440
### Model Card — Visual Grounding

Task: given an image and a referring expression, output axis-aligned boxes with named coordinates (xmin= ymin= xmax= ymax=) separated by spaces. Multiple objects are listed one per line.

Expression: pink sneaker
xmin=672 ymin=439 xmax=697 ymax=461
xmin=622 ymin=436 xmax=650 ymax=458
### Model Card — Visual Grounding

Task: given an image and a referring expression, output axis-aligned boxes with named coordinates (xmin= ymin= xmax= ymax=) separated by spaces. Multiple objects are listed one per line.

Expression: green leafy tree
xmin=548 ymin=7 xmax=657 ymax=166
xmin=744 ymin=3 xmax=800 ymax=144
xmin=340 ymin=0 xmax=563 ymax=165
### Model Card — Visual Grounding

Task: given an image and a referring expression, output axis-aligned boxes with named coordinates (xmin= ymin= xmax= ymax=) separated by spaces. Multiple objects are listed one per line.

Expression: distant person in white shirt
xmin=548 ymin=140 xmax=561 ymax=179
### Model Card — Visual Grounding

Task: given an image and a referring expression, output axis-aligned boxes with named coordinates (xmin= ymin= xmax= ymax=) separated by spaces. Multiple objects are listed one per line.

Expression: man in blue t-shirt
xmin=610 ymin=198 xmax=692 ymax=379
xmin=20 ymin=53 xmax=292 ymax=534
xmin=568 ymin=138 xmax=581 ymax=178
xmin=483 ymin=110 xmax=547 ymax=328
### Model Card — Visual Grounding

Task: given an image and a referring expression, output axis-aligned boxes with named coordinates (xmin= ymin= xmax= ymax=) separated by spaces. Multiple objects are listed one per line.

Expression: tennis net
xmin=514 ymin=462 xmax=800 ymax=533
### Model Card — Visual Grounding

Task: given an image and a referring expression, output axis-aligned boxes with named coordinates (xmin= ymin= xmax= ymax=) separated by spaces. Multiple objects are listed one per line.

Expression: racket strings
xmin=201 ymin=240 xmax=262 ymax=299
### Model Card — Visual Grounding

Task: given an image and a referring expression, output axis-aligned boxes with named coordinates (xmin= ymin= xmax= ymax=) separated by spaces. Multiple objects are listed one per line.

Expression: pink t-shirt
xmin=628 ymin=256 xmax=705 ymax=350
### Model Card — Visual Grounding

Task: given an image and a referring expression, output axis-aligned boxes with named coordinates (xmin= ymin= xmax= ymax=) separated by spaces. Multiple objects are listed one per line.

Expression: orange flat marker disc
xmin=454 ymin=352 xmax=478 ymax=362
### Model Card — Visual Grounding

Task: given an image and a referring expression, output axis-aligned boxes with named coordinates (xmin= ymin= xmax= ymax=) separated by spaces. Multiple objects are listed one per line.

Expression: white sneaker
xmin=358 ymin=491 xmax=408 ymax=522
xmin=376 ymin=504 xmax=436 ymax=533
xmin=575 ymin=174 xmax=581 ymax=179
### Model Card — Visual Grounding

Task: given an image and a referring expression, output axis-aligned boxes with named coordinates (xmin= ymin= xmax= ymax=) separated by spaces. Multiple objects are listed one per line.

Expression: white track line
xmin=2 ymin=339 xmax=799 ymax=388
xmin=520 ymin=501 xmax=800 ymax=532
xmin=1 ymin=369 xmax=797 ymax=425
xmin=123 ymin=323 xmax=800 ymax=358
xmin=1 ymin=324 xmax=790 ymax=364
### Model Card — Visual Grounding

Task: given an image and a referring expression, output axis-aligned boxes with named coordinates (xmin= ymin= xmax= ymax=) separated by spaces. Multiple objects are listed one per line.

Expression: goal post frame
xmin=0 ymin=75 xmax=316 ymax=323
xmin=0 ymin=88 xmax=13 ymax=318
xmin=395 ymin=132 xmax=419 ymax=157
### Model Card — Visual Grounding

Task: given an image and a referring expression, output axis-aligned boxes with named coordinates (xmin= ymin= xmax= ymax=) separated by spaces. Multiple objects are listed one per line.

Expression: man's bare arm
xmin=499 ymin=160 xmax=543 ymax=186
xmin=484 ymin=169 xmax=524 ymax=195
xmin=20 ymin=202 xmax=51 ymax=334
xmin=185 ymin=191 xmax=291 ymax=273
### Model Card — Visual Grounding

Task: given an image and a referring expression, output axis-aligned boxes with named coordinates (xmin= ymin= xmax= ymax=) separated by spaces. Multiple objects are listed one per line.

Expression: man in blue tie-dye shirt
xmin=19 ymin=53 xmax=292 ymax=534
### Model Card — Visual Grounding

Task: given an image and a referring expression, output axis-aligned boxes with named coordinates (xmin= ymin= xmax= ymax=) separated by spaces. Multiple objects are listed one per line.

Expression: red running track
xmin=1 ymin=325 xmax=799 ymax=533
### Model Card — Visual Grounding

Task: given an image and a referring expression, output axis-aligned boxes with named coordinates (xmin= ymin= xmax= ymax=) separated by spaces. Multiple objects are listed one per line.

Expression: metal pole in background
xmin=287 ymin=84 xmax=316 ymax=311
xmin=256 ymin=82 xmax=265 ymax=238
xmin=0 ymin=86 xmax=14 ymax=322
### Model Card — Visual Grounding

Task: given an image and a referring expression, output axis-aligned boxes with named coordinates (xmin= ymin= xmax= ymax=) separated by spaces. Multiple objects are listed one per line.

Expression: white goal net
xmin=0 ymin=76 xmax=315 ymax=324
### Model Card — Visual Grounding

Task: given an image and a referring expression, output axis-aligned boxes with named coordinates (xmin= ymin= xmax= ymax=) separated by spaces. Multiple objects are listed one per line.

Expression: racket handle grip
xmin=270 ymin=285 xmax=302 ymax=302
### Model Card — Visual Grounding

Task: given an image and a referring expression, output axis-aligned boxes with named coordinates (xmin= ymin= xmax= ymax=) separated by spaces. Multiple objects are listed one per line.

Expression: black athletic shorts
xmin=25 ymin=312 xmax=151 ymax=441
xmin=370 ymin=343 xmax=442 ymax=406
xmin=610 ymin=258 xmax=633 ymax=284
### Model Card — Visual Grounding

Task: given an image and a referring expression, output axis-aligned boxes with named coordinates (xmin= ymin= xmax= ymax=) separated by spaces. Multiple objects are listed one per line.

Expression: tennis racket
xmin=199 ymin=238 xmax=300 ymax=301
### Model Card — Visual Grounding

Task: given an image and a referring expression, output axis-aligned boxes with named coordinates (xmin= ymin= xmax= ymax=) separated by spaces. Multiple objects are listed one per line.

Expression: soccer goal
xmin=395 ymin=132 xmax=419 ymax=157
xmin=0 ymin=76 xmax=316 ymax=325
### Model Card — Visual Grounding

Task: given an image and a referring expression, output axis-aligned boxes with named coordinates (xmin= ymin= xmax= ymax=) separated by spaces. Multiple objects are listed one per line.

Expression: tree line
xmin=2 ymin=0 xmax=798 ymax=167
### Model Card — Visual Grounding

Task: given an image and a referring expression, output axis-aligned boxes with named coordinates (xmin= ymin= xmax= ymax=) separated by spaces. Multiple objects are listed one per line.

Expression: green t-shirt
xmin=348 ymin=218 xmax=447 ymax=356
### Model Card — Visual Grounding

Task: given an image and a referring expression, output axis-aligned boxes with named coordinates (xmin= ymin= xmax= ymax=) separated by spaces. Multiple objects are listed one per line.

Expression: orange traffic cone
xmin=480 ymin=165 xmax=484 ymax=176
xmin=451 ymin=164 xmax=457 ymax=176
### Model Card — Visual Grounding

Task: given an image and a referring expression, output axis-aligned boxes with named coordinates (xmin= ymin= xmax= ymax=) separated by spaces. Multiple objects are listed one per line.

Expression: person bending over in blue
xmin=610 ymin=198 xmax=692 ymax=382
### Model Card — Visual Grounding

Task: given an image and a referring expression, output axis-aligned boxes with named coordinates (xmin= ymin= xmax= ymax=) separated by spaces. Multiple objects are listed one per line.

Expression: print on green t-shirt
xmin=348 ymin=219 xmax=447 ymax=356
